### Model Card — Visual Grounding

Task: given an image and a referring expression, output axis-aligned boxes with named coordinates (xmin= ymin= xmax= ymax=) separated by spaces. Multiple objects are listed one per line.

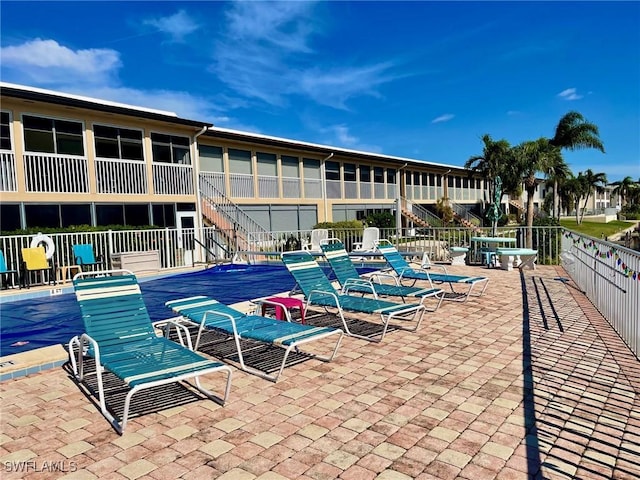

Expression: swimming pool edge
xmin=0 ymin=344 xmax=68 ymax=382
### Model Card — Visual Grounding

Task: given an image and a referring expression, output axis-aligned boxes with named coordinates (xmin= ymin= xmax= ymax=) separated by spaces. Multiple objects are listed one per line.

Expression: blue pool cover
xmin=0 ymin=264 xmax=376 ymax=355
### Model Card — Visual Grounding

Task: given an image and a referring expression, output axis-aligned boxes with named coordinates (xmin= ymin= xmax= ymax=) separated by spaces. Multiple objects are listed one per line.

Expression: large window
xmin=228 ymin=148 xmax=252 ymax=174
xmin=386 ymin=169 xmax=396 ymax=184
xmin=257 ymin=152 xmax=277 ymax=176
xmin=344 ymin=163 xmax=356 ymax=182
xmin=61 ymin=204 xmax=91 ymax=227
xmin=1 ymin=204 xmax=21 ymax=232
xmin=23 ymin=115 xmax=84 ymax=155
xmin=281 ymin=155 xmax=299 ymax=177
xmin=374 ymin=167 xmax=384 ymax=183
xmin=325 ymin=161 xmax=340 ymax=180
xmin=94 ymin=124 xmax=143 ymax=160
xmin=0 ymin=111 xmax=11 ymax=151
xmin=151 ymin=133 xmax=190 ymax=164
xmin=303 ymin=158 xmax=320 ymax=179
xmin=359 ymin=165 xmax=371 ymax=182
xmin=199 ymin=145 xmax=224 ymax=172
xmin=152 ymin=204 xmax=176 ymax=227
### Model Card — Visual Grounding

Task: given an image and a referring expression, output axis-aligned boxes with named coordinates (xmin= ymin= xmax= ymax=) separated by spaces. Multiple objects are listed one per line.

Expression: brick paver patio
xmin=1 ymin=265 xmax=638 ymax=479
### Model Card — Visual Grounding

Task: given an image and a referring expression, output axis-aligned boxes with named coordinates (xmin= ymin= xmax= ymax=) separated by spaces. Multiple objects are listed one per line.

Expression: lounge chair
xmin=281 ymin=250 xmax=425 ymax=342
xmin=320 ymin=239 xmax=444 ymax=311
xmin=377 ymin=241 xmax=489 ymax=302
xmin=68 ymin=270 xmax=233 ymax=434
xmin=20 ymin=246 xmax=55 ymax=288
xmin=303 ymin=228 xmax=329 ymax=253
xmin=0 ymin=251 xmax=20 ymax=289
xmin=73 ymin=243 xmax=106 ymax=271
xmin=165 ymin=296 xmax=343 ymax=382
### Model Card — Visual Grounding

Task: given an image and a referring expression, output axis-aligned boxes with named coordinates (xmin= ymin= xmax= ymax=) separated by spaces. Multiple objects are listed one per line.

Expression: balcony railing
xmin=230 ymin=173 xmax=254 ymax=198
xmin=96 ymin=158 xmax=147 ymax=194
xmin=303 ymin=178 xmax=322 ymax=198
xmin=282 ymin=177 xmax=301 ymax=198
xmin=152 ymin=163 xmax=194 ymax=196
xmin=24 ymin=153 xmax=89 ymax=193
xmin=257 ymin=175 xmax=279 ymax=198
xmin=0 ymin=152 xmax=17 ymax=192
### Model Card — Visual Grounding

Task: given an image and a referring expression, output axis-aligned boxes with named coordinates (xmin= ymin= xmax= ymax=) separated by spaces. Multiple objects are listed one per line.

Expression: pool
xmin=0 ymin=263 xmax=376 ymax=355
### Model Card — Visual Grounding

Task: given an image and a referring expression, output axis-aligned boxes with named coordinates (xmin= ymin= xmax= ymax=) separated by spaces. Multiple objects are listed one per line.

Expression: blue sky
xmin=1 ymin=1 xmax=638 ymax=182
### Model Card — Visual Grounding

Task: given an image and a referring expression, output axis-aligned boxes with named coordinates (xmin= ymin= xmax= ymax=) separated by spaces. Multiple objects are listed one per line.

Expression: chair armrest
xmin=368 ymin=271 xmax=400 ymax=286
xmin=342 ymin=278 xmax=377 ymax=297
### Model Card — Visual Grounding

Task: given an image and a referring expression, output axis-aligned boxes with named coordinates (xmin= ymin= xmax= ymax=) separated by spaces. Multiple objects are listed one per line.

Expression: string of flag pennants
xmin=563 ymin=231 xmax=639 ymax=281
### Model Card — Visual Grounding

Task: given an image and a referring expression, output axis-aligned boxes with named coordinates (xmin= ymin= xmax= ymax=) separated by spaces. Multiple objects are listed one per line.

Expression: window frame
xmin=150 ymin=132 xmax=191 ymax=165
xmin=0 ymin=111 xmax=12 ymax=151
xmin=93 ymin=123 xmax=144 ymax=161
xmin=22 ymin=113 xmax=85 ymax=156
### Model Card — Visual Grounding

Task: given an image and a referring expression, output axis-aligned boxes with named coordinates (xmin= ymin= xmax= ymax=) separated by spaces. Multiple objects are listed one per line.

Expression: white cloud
xmin=321 ymin=124 xmax=382 ymax=153
xmin=431 ymin=114 xmax=455 ymax=124
xmin=142 ymin=10 xmax=200 ymax=43
xmin=0 ymin=39 xmax=120 ymax=85
xmin=211 ymin=1 xmax=400 ymax=109
xmin=558 ymin=88 xmax=583 ymax=101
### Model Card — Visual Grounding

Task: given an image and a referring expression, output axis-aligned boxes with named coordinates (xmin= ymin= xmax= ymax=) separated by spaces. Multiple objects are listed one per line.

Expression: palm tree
xmin=549 ymin=111 xmax=604 ymax=220
xmin=514 ymin=138 xmax=560 ymax=247
xmin=543 ymin=155 xmax=571 ymax=220
xmin=612 ymin=176 xmax=636 ymax=208
xmin=465 ymin=134 xmax=512 ymax=233
xmin=579 ymin=169 xmax=608 ymax=223
xmin=550 ymin=111 xmax=605 ymax=153
xmin=563 ymin=174 xmax=589 ymax=223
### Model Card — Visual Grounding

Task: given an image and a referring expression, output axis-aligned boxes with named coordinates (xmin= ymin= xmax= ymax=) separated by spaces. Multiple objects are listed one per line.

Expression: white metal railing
xmin=282 ymin=177 xmax=301 ymax=198
xmin=0 ymin=226 xmax=235 ymax=278
xmin=96 ymin=158 xmax=147 ymax=194
xmin=344 ymin=181 xmax=357 ymax=199
xmin=152 ymin=163 xmax=194 ymax=195
xmin=24 ymin=154 xmax=89 ymax=193
xmin=0 ymin=151 xmax=17 ymax=192
xmin=326 ymin=180 xmax=341 ymax=198
xmin=360 ymin=182 xmax=372 ymax=199
xmin=200 ymin=172 xmax=226 ymax=195
xmin=561 ymin=230 xmax=639 ymax=359
xmin=257 ymin=175 xmax=279 ymax=198
xmin=304 ymin=178 xmax=322 ymax=198
xmin=230 ymin=173 xmax=254 ymax=198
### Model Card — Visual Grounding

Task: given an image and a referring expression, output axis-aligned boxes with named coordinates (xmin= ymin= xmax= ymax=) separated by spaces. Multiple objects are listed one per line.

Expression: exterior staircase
xmin=450 ymin=201 xmax=484 ymax=234
xmin=199 ymin=175 xmax=275 ymax=255
xmin=509 ymin=199 xmax=524 ymax=212
xmin=401 ymin=198 xmax=443 ymax=227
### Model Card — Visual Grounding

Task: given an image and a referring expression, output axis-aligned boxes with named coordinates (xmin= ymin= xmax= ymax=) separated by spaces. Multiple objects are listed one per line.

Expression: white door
xmin=176 ymin=212 xmax=197 ymax=266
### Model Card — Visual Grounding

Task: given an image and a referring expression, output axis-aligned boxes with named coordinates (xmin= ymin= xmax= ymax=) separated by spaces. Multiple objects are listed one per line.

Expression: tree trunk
xmin=526 ymin=187 xmax=535 ymax=249
xmin=580 ymin=193 xmax=591 ymax=224
xmin=553 ymin=180 xmax=559 ymax=220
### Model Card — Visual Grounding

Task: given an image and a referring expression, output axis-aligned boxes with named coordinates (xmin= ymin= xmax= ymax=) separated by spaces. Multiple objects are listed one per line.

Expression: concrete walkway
xmin=1 ymin=265 xmax=638 ymax=479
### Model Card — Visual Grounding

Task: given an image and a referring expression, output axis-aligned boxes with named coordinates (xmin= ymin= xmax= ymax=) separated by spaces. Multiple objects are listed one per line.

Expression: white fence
xmin=561 ymin=231 xmax=639 ymax=359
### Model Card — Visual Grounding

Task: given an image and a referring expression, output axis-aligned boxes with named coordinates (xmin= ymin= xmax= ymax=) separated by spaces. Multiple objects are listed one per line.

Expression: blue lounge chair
xmin=68 ymin=270 xmax=233 ymax=434
xmin=73 ymin=243 xmax=105 ymax=271
xmin=376 ymin=241 xmax=490 ymax=302
xmin=165 ymin=296 xmax=343 ymax=382
xmin=320 ymin=239 xmax=444 ymax=311
xmin=281 ymin=250 xmax=425 ymax=342
xmin=0 ymin=250 xmax=20 ymax=289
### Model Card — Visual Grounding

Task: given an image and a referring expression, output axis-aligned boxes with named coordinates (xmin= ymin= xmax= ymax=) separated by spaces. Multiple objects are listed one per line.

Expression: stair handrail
xmin=404 ymin=198 xmax=443 ymax=227
xmin=450 ymin=200 xmax=482 ymax=227
xmin=199 ymin=176 xmax=275 ymax=252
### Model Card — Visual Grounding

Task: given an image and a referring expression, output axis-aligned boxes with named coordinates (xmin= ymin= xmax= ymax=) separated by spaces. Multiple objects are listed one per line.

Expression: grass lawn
xmin=560 ymin=219 xmax=636 ymax=239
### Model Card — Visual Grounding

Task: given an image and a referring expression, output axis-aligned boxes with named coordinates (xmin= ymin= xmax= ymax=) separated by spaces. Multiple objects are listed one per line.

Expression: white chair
xmin=353 ymin=227 xmax=379 ymax=253
xmin=303 ymin=229 xmax=329 ymax=253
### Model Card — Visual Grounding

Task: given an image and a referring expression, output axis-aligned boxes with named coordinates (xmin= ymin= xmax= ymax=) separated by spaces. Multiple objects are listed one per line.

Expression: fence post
xmin=164 ymin=227 xmax=171 ymax=269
